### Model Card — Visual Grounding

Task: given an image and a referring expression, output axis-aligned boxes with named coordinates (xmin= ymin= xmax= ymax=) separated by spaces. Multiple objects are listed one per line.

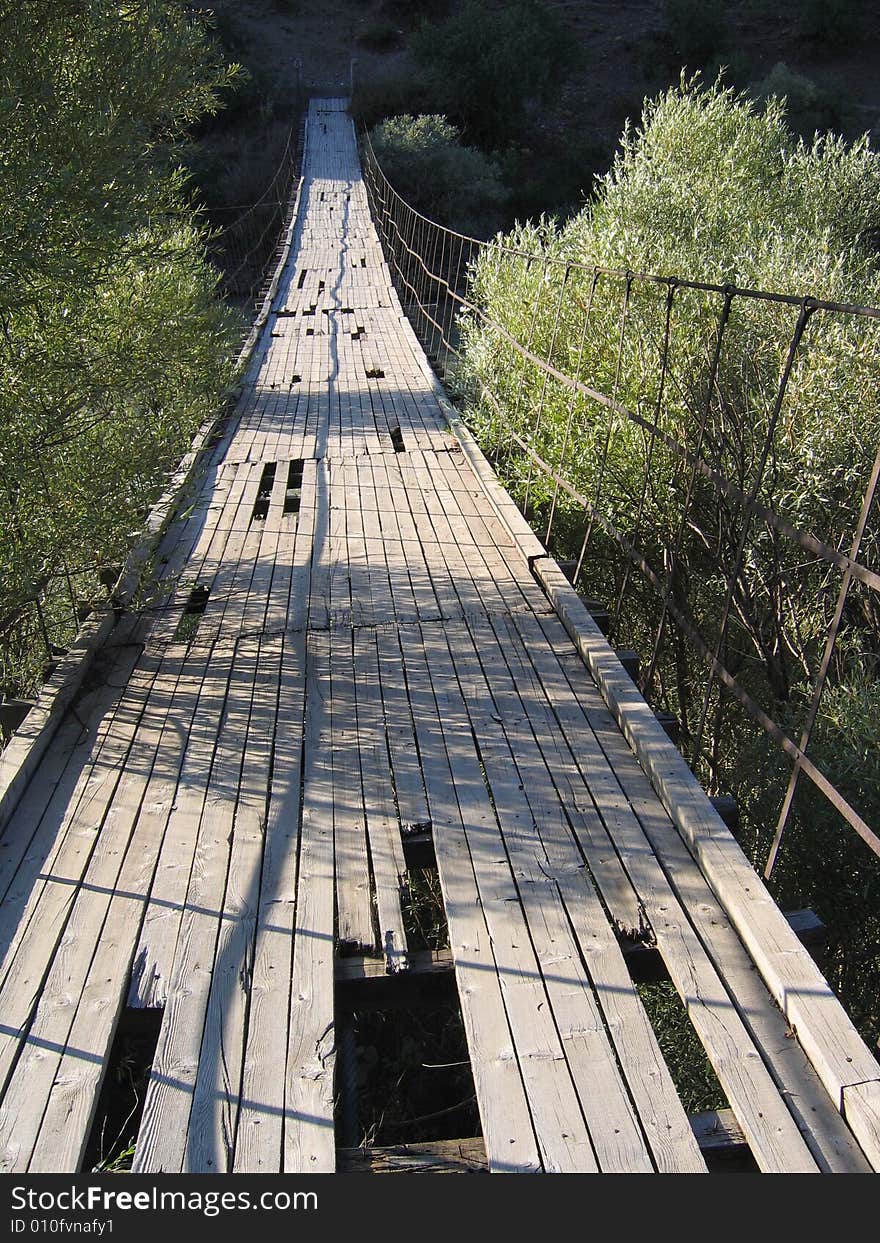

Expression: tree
xmin=368 ymin=114 xmax=507 ymax=238
xmin=410 ymin=0 xmax=574 ymax=149
xmin=0 ymin=1 xmax=240 ymax=698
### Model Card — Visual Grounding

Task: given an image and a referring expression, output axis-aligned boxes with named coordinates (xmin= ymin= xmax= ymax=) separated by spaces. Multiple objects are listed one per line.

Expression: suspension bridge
xmin=0 ymin=98 xmax=878 ymax=1174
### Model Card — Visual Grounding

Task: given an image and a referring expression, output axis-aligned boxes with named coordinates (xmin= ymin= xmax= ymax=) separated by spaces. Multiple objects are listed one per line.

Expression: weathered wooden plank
xmin=329 ymin=630 xmax=375 ymax=954
xmin=533 ymin=556 xmax=880 ymax=1168
xmin=183 ymin=635 xmax=281 ymax=1173
xmin=524 ymin=608 xmax=872 ymax=1173
xmin=504 ymin=608 xmax=820 ymax=1172
xmin=234 ymin=630 xmax=308 ymax=1172
xmin=352 ymin=628 xmax=408 ymax=972
xmin=283 ymin=631 xmax=336 ymax=1173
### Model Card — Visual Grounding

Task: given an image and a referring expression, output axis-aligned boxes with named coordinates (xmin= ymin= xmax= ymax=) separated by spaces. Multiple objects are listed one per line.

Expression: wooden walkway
xmin=0 ymin=99 xmax=879 ymax=1174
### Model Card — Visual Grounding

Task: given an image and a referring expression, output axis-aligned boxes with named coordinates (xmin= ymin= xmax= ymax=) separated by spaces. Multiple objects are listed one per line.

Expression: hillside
xmin=203 ymin=0 xmax=880 ymax=221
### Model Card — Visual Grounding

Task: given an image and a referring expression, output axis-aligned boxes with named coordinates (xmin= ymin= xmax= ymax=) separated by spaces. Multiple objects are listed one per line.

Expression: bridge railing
xmin=362 ymin=132 xmax=880 ymax=893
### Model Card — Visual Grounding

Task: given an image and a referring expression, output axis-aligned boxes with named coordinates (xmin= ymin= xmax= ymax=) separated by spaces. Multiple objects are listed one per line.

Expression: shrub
xmin=410 ymin=0 xmax=575 ymax=148
xmin=750 ymin=63 xmax=847 ymax=137
xmin=0 ymin=1 xmax=239 ymax=698
xmin=369 ymin=114 xmax=507 ymax=237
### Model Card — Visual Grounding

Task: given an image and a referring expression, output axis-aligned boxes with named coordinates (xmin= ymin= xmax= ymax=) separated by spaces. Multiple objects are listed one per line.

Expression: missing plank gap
xmin=346 ymin=999 xmax=479 ymax=1148
xmin=172 ymin=582 xmax=210 ymax=642
xmin=402 ymin=866 xmax=448 ymax=953
xmin=251 ymin=461 xmax=277 ymax=522
xmin=297 ymin=270 xmax=307 ymax=289
xmin=389 ymin=427 xmax=405 ymax=454
xmin=365 ymin=368 xmax=385 ymax=380
xmin=307 ymin=328 xmax=315 ymax=336
xmin=360 ymin=257 xmax=367 ymax=268
xmin=81 ymin=1008 xmax=163 ymax=1173
xmin=318 ymin=280 xmax=325 ymax=293
xmin=283 ymin=459 xmax=304 ymax=515
xmin=636 ymin=979 xmax=730 ymax=1117
xmin=290 ymin=374 xmax=302 ymax=385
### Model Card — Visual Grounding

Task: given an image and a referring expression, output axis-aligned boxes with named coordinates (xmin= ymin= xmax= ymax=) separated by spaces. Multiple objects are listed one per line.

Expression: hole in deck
xmin=365 ymin=368 xmax=385 ymax=380
xmin=284 ymin=459 xmax=305 ymax=515
xmin=81 ymin=1008 xmax=163 ymax=1173
xmin=251 ymin=461 xmax=277 ymax=522
xmin=389 ymin=426 xmax=405 ymax=454
xmin=343 ymin=995 xmax=480 ymax=1148
xmin=172 ymin=583 xmax=210 ymax=642
xmin=636 ymin=979 xmax=729 ymax=1117
xmin=297 ymin=270 xmax=307 ymax=289
xmin=401 ymin=865 xmax=449 ymax=953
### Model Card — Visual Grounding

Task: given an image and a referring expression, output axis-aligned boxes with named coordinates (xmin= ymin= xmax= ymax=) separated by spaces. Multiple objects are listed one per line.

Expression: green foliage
xmin=0 ymin=1 xmax=240 ymax=698
xmin=410 ymin=0 xmax=575 ymax=148
xmin=637 ymin=981 xmax=726 ymax=1113
xmin=351 ymin=69 xmax=437 ymax=132
xmin=750 ymin=63 xmax=847 ymax=138
xmin=368 ymin=114 xmax=507 ymax=237
xmin=458 ymin=75 xmax=880 ymax=1034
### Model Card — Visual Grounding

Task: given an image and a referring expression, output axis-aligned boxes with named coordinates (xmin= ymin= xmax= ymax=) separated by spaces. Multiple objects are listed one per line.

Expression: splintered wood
xmin=0 ymin=99 xmax=877 ymax=1175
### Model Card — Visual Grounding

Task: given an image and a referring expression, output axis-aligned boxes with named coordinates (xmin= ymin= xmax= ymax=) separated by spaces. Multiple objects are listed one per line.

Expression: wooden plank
xmin=126 ymin=645 xmax=235 ymax=1011
xmin=183 ymin=635 xmax=281 ymax=1173
xmin=0 ymin=648 xmax=191 ymax=1172
xmin=386 ymin=625 xmax=540 ymax=1172
xmin=0 ymin=643 xmax=164 ymax=1097
xmin=399 ymin=623 xmax=597 ymax=1172
xmin=338 ymin=1137 xmax=487 ymax=1174
xmin=234 ymin=630 xmax=308 ymax=1172
xmin=0 ymin=622 xmax=143 ymax=907
xmin=373 ymin=633 xmax=431 ymax=842
xmin=504 ymin=608 xmax=821 ymax=1171
xmin=353 ymin=627 xmax=408 ymax=972
xmin=283 ymin=630 xmax=336 ymax=1172
xmin=329 ymin=630 xmax=375 ymax=953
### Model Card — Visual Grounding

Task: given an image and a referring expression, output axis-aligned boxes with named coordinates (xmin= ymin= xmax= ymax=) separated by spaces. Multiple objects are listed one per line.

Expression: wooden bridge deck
xmin=0 ymin=99 xmax=878 ymax=1174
